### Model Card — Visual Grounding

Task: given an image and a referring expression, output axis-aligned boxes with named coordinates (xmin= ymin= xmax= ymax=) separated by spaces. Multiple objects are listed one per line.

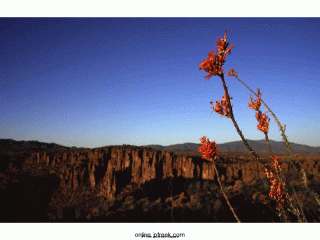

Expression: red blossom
xmin=256 ymin=112 xmax=270 ymax=134
xmin=198 ymin=136 xmax=219 ymax=161
xmin=248 ymin=89 xmax=262 ymax=111
xmin=264 ymin=156 xmax=285 ymax=211
xmin=210 ymin=92 xmax=233 ymax=118
xmin=200 ymin=31 xmax=234 ymax=79
xmin=226 ymin=68 xmax=238 ymax=77
xmin=248 ymin=89 xmax=270 ymax=133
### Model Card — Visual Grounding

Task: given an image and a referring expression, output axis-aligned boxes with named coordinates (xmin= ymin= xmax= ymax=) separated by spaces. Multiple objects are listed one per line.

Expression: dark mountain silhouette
xmin=0 ymin=139 xmax=76 ymax=154
xmin=141 ymin=140 xmax=320 ymax=155
xmin=1 ymin=138 xmax=319 ymax=155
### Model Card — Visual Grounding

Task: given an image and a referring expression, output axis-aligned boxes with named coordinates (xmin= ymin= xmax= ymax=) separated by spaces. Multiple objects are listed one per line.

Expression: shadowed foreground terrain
xmin=1 ymin=141 xmax=320 ymax=222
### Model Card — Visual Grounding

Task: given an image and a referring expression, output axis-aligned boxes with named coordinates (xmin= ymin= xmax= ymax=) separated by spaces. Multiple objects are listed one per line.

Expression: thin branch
xmin=213 ymin=163 xmax=241 ymax=223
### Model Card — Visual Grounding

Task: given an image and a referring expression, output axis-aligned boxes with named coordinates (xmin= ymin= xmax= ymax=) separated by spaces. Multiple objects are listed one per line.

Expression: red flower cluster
xmin=198 ymin=136 xmax=219 ymax=161
xmin=248 ymin=89 xmax=261 ymax=111
xmin=226 ymin=68 xmax=238 ymax=77
xmin=255 ymin=112 xmax=270 ymax=134
xmin=264 ymin=156 xmax=285 ymax=210
xmin=199 ymin=31 xmax=235 ymax=79
xmin=210 ymin=92 xmax=233 ymax=118
xmin=248 ymin=89 xmax=270 ymax=134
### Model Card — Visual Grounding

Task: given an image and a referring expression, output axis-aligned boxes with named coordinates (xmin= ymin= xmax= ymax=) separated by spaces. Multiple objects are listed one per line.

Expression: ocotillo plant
xmin=198 ymin=31 xmax=320 ymax=222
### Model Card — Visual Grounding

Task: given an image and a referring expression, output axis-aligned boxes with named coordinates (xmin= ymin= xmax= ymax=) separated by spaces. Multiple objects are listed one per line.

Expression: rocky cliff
xmin=24 ymin=147 xmax=320 ymax=195
xmin=2 ymin=146 xmax=320 ymax=222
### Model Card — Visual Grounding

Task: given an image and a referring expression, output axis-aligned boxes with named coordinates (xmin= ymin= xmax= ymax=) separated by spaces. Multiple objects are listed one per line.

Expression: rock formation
xmin=23 ymin=147 xmax=320 ymax=200
xmin=2 ymin=146 xmax=319 ymax=222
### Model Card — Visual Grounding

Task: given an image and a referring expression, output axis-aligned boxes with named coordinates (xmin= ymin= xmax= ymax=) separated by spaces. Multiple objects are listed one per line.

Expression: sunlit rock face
xmin=25 ymin=147 xmax=320 ymax=198
xmin=2 ymin=146 xmax=319 ymax=222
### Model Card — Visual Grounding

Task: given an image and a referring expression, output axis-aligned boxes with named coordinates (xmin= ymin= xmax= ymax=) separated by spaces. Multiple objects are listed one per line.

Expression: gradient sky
xmin=1 ymin=18 xmax=320 ymax=148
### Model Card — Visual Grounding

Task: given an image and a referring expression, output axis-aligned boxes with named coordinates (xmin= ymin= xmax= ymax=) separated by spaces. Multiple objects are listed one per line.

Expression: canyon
xmin=1 ymin=145 xmax=319 ymax=222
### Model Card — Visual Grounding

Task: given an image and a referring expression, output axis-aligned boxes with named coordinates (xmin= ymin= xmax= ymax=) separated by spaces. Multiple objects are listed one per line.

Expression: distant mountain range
xmin=141 ymin=140 xmax=320 ymax=155
xmin=0 ymin=139 xmax=79 ymax=155
xmin=1 ymin=139 xmax=319 ymax=155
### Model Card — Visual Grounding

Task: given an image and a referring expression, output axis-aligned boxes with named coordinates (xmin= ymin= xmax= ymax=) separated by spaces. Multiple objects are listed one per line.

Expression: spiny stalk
xmin=232 ymin=75 xmax=320 ymax=209
xmin=198 ymin=30 xmax=316 ymax=222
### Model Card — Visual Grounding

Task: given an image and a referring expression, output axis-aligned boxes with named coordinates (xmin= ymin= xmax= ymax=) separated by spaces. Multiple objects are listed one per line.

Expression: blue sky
xmin=1 ymin=18 xmax=320 ymax=148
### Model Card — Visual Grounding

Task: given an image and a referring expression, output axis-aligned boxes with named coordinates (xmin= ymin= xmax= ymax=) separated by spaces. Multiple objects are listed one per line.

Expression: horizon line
xmin=1 ymin=138 xmax=319 ymax=149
